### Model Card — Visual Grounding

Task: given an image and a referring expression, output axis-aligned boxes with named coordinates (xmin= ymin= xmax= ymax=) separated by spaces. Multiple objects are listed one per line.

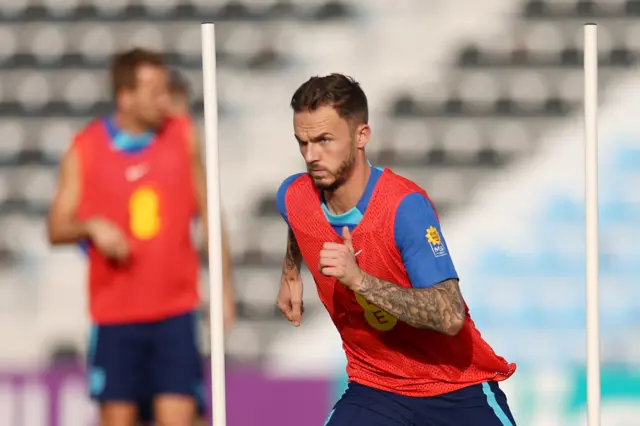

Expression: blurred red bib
xmin=75 ymin=116 xmax=199 ymax=324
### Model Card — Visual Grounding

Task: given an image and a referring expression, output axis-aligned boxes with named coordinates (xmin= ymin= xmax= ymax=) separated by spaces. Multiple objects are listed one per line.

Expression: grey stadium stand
xmin=1 ymin=0 xmax=639 ymax=363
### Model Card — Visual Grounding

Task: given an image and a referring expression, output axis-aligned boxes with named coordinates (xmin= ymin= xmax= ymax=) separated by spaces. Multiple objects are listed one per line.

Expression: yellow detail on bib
xmin=355 ymin=293 xmax=398 ymax=331
xmin=129 ymin=187 xmax=161 ymax=240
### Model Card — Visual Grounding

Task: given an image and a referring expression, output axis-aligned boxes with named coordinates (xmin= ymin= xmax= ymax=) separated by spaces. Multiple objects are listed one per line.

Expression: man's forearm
xmin=221 ymin=226 xmax=235 ymax=302
xmin=47 ymin=219 xmax=91 ymax=245
xmin=283 ymin=228 xmax=302 ymax=277
xmin=357 ymin=274 xmax=465 ymax=335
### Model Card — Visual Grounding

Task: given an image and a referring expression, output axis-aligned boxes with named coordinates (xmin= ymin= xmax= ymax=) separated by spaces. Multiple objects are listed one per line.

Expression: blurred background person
xmin=167 ymin=67 xmax=237 ymax=335
xmin=2 ymin=2 xmax=640 ymax=426
xmin=169 ymin=70 xmax=192 ymax=117
xmin=135 ymin=68 xmax=236 ymax=426
xmin=46 ymin=48 xmax=224 ymax=426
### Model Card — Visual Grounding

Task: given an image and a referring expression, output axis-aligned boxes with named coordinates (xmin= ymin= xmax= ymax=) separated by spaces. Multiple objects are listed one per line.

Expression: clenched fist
xmin=319 ymin=226 xmax=364 ymax=291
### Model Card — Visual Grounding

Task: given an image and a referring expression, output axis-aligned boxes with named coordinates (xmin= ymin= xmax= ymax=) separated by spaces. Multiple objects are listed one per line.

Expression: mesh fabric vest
xmin=75 ymin=116 xmax=200 ymax=325
xmin=285 ymin=169 xmax=516 ymax=396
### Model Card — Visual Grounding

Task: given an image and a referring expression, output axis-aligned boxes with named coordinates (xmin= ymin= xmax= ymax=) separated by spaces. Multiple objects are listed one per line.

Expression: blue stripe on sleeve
xmin=394 ymin=192 xmax=458 ymax=288
xmin=276 ymin=173 xmax=305 ymax=226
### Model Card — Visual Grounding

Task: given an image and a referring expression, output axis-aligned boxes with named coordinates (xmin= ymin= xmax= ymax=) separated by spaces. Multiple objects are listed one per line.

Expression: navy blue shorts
xmin=87 ymin=310 xmax=205 ymax=419
xmin=324 ymin=381 xmax=517 ymax=426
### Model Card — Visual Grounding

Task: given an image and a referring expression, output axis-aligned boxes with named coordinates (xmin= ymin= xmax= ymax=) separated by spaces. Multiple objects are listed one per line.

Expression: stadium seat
xmin=29 ymin=26 xmax=67 ymax=63
xmin=524 ymin=22 xmax=567 ymax=57
xmin=39 ymin=120 xmax=76 ymax=161
xmin=440 ymin=122 xmax=484 ymax=163
xmin=43 ymin=0 xmax=82 ymax=17
xmin=22 ymin=168 xmax=56 ymax=206
xmin=126 ymin=25 xmax=166 ymax=52
xmin=62 ymin=73 xmax=103 ymax=110
xmin=91 ymin=0 xmax=129 ymax=16
xmin=140 ymin=0 xmax=179 ymax=15
xmin=79 ymin=25 xmax=117 ymax=61
xmin=426 ymin=171 xmax=466 ymax=205
xmin=456 ymin=72 xmax=500 ymax=105
xmin=188 ymin=0 xmax=221 ymax=13
xmin=489 ymin=121 xmax=532 ymax=156
xmin=0 ymin=0 xmax=28 ymax=17
xmin=0 ymin=122 xmax=25 ymax=164
xmin=15 ymin=73 xmax=53 ymax=111
xmin=389 ymin=119 xmax=435 ymax=154
xmin=508 ymin=71 xmax=549 ymax=106
xmin=0 ymin=27 xmax=18 ymax=61
xmin=221 ymin=23 xmax=263 ymax=58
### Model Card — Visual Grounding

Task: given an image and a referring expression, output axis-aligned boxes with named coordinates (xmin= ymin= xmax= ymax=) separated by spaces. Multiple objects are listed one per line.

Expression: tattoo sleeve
xmin=282 ymin=228 xmax=302 ymax=278
xmin=357 ymin=276 xmax=466 ymax=335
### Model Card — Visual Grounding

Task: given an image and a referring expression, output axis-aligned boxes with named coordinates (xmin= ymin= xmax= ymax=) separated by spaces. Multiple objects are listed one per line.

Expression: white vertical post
xmin=583 ymin=22 xmax=600 ymax=426
xmin=201 ymin=22 xmax=227 ymax=426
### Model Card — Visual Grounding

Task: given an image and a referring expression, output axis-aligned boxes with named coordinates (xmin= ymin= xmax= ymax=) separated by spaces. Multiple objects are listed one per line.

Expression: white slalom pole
xmin=201 ymin=22 xmax=227 ymax=426
xmin=584 ymin=23 xmax=601 ymax=426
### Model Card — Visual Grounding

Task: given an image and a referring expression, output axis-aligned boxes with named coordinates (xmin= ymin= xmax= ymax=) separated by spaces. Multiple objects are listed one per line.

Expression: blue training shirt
xmin=276 ymin=165 xmax=458 ymax=288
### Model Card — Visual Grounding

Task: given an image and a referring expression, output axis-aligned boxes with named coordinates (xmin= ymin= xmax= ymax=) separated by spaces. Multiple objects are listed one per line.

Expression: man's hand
xmin=277 ymin=273 xmax=304 ymax=327
xmin=86 ymin=218 xmax=130 ymax=263
xmin=319 ymin=226 xmax=364 ymax=291
xmin=202 ymin=304 xmax=235 ymax=337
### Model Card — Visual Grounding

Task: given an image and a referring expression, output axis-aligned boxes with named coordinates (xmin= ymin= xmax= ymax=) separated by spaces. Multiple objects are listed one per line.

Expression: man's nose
xmin=303 ymin=142 xmax=321 ymax=163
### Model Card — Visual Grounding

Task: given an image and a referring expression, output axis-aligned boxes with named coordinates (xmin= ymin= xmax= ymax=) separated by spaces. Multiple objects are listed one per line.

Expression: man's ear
xmin=355 ymin=124 xmax=371 ymax=150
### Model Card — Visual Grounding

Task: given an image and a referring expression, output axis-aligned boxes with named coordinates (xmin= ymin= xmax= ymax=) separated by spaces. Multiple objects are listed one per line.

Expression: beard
xmin=135 ymin=108 xmax=166 ymax=132
xmin=307 ymin=143 xmax=357 ymax=192
xmin=141 ymin=114 xmax=165 ymax=131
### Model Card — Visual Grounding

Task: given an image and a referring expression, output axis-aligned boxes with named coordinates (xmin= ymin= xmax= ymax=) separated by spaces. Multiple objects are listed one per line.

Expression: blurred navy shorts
xmin=87 ymin=310 xmax=205 ymax=417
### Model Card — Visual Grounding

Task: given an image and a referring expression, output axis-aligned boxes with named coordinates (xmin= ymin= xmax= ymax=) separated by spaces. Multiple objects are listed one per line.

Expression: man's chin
xmin=310 ymin=176 xmax=330 ymax=189
xmin=146 ymin=116 xmax=167 ymax=129
xmin=312 ymin=177 xmax=342 ymax=192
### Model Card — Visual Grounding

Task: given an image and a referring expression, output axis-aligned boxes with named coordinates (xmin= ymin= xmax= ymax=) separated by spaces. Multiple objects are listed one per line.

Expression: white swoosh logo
xmin=125 ymin=164 xmax=149 ymax=182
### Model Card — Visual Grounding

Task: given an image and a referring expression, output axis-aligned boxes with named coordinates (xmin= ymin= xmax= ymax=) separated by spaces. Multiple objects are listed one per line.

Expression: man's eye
xmin=321 ymin=139 xmax=330 ymax=144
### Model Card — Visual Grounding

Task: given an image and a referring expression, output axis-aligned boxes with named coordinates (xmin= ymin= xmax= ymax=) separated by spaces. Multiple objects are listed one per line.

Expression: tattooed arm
xmin=282 ymin=227 xmax=302 ymax=277
xmin=275 ymin=174 xmax=305 ymax=279
xmin=277 ymin=228 xmax=305 ymax=325
xmin=357 ymin=276 xmax=465 ymax=335
xmin=360 ymin=192 xmax=465 ymax=335
xmin=275 ymin=176 xmax=307 ymax=325
xmin=320 ymin=227 xmax=465 ymax=335
xmin=321 ymin=193 xmax=465 ymax=335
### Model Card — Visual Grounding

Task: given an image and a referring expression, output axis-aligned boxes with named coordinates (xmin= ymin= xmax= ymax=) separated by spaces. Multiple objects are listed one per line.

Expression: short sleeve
xmin=276 ymin=173 xmax=305 ymax=226
xmin=394 ymin=193 xmax=458 ymax=288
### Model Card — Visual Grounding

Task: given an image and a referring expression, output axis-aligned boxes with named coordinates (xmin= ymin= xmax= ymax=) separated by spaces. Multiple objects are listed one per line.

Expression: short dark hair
xmin=109 ymin=48 xmax=165 ymax=99
xmin=169 ymin=69 xmax=190 ymax=98
xmin=290 ymin=74 xmax=368 ymax=125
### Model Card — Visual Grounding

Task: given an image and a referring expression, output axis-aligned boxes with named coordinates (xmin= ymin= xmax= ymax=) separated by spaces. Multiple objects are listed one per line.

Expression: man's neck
xmin=324 ymin=157 xmax=371 ymax=215
xmin=114 ymin=111 xmax=149 ymax=135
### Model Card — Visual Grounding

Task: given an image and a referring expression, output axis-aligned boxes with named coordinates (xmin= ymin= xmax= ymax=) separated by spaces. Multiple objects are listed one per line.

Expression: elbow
xmin=46 ymin=223 xmax=57 ymax=245
xmin=443 ymin=321 xmax=464 ymax=337
xmin=442 ymin=313 xmax=466 ymax=337
xmin=47 ymin=229 xmax=61 ymax=246
xmin=45 ymin=220 xmax=65 ymax=246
